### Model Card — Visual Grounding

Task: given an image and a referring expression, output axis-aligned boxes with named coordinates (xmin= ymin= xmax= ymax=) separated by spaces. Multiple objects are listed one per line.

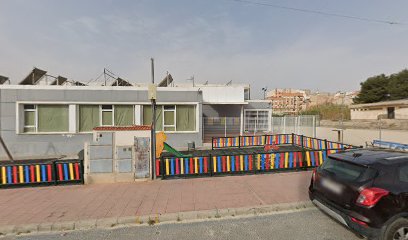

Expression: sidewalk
xmin=0 ymin=171 xmax=312 ymax=232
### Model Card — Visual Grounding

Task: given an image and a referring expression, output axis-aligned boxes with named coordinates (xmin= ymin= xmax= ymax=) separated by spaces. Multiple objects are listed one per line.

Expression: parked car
xmin=309 ymin=149 xmax=408 ymax=240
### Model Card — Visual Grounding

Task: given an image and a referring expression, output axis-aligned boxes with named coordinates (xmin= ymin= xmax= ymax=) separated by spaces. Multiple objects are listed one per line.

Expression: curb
xmin=0 ymin=201 xmax=314 ymax=236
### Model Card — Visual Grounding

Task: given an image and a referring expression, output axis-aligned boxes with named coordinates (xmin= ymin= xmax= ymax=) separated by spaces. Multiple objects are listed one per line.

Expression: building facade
xmin=0 ymin=84 xmax=271 ymax=160
xmin=350 ymin=99 xmax=408 ymax=120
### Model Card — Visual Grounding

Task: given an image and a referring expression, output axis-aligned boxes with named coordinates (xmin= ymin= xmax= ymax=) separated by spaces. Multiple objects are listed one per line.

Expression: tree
xmin=388 ymin=69 xmax=408 ymax=100
xmin=353 ymin=69 xmax=408 ymax=104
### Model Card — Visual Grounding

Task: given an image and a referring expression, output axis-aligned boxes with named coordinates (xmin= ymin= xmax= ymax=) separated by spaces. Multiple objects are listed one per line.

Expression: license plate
xmin=321 ymin=178 xmax=343 ymax=195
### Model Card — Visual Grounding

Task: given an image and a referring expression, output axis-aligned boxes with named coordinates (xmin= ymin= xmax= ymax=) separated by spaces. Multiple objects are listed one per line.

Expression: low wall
xmin=316 ymin=127 xmax=408 ymax=146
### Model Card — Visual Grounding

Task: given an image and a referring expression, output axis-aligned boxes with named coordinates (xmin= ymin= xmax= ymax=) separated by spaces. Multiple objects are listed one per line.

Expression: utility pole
xmin=150 ymin=58 xmax=156 ymax=180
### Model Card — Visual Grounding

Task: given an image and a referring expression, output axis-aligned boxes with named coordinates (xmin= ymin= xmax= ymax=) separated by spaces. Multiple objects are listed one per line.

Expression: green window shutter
xmin=176 ymin=105 xmax=196 ymax=131
xmin=79 ymin=105 xmax=100 ymax=132
xmin=164 ymin=111 xmax=175 ymax=125
xmin=102 ymin=111 xmax=113 ymax=125
xmin=38 ymin=105 xmax=69 ymax=132
xmin=143 ymin=105 xmax=163 ymax=131
xmin=24 ymin=111 xmax=35 ymax=126
xmin=114 ymin=105 xmax=134 ymax=126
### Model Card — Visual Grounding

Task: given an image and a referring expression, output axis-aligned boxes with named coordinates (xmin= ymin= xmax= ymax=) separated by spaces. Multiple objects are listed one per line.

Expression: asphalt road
xmin=5 ymin=208 xmax=362 ymax=240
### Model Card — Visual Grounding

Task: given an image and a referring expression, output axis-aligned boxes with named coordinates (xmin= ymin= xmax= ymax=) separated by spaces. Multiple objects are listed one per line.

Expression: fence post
xmin=324 ymin=139 xmax=329 ymax=156
xmin=301 ymin=135 xmax=304 ymax=149
xmin=238 ymin=136 xmax=241 ymax=149
xmin=291 ymin=133 xmax=295 ymax=146
xmin=53 ymin=160 xmax=58 ymax=185
xmin=209 ymin=154 xmax=213 ymax=176
xmin=160 ymin=156 xmax=165 ymax=180
xmin=212 ymin=137 xmax=214 ymax=150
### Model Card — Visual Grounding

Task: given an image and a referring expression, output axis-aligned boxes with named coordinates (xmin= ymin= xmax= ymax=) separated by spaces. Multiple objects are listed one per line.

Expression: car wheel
xmin=383 ymin=218 xmax=408 ymax=240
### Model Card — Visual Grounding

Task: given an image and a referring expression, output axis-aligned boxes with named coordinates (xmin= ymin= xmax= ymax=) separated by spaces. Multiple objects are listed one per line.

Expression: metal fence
xmin=203 ymin=115 xmax=318 ymax=142
xmin=271 ymin=115 xmax=317 ymax=137
xmin=0 ymin=159 xmax=83 ymax=188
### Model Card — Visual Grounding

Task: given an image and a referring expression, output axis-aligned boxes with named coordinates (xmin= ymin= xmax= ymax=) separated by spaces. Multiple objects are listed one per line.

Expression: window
xmin=23 ymin=104 xmax=69 ymax=133
xmin=114 ymin=105 xmax=134 ymax=126
xmin=101 ymin=105 xmax=113 ymax=126
xmin=176 ymin=105 xmax=196 ymax=131
xmin=23 ymin=105 xmax=36 ymax=132
xmin=143 ymin=105 xmax=163 ymax=131
xmin=78 ymin=105 xmax=135 ymax=132
xmin=163 ymin=105 xmax=175 ymax=131
xmin=79 ymin=105 xmax=99 ymax=132
xmin=244 ymin=109 xmax=270 ymax=132
xmin=143 ymin=105 xmax=196 ymax=132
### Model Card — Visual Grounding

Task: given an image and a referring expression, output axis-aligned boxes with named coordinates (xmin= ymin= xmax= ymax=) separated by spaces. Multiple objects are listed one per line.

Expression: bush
xmin=301 ymin=104 xmax=350 ymax=120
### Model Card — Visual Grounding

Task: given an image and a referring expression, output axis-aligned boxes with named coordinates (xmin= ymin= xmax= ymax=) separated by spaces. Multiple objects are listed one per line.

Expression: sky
xmin=1 ymin=0 xmax=408 ymax=98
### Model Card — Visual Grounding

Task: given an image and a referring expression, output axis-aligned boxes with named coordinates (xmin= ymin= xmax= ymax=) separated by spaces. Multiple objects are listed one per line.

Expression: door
xmin=134 ymin=137 xmax=150 ymax=179
xmin=387 ymin=107 xmax=395 ymax=119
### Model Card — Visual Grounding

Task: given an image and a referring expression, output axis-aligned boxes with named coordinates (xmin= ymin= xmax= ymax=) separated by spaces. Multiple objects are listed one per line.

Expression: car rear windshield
xmin=320 ymin=157 xmax=377 ymax=183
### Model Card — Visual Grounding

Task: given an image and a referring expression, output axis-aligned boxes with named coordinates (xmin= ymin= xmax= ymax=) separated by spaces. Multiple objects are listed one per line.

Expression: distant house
xmin=350 ymin=99 xmax=408 ymax=120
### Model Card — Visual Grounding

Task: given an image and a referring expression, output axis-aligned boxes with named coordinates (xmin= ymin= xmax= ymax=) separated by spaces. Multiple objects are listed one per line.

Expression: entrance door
xmin=387 ymin=107 xmax=395 ymax=119
xmin=134 ymin=137 xmax=150 ymax=179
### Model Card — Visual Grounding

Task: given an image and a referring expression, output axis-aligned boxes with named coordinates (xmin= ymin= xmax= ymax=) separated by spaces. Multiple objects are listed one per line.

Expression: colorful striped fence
xmin=55 ymin=161 xmax=82 ymax=183
xmin=212 ymin=134 xmax=356 ymax=151
xmin=212 ymin=154 xmax=254 ymax=174
xmin=156 ymin=149 xmax=344 ymax=178
xmin=156 ymin=156 xmax=210 ymax=178
xmin=212 ymin=137 xmax=240 ymax=148
xmin=0 ymin=159 xmax=83 ymax=188
xmin=212 ymin=134 xmax=295 ymax=149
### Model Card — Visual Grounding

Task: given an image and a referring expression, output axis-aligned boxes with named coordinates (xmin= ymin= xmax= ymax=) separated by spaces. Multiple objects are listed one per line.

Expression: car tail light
xmin=356 ymin=187 xmax=389 ymax=207
xmin=351 ymin=217 xmax=368 ymax=227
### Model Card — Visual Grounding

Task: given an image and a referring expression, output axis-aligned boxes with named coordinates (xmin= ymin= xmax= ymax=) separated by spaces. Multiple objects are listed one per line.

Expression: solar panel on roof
xmin=73 ymin=81 xmax=87 ymax=86
xmin=50 ymin=76 xmax=67 ymax=85
xmin=19 ymin=68 xmax=47 ymax=85
xmin=158 ymin=74 xmax=173 ymax=87
xmin=0 ymin=75 xmax=9 ymax=85
xmin=111 ymin=77 xmax=132 ymax=86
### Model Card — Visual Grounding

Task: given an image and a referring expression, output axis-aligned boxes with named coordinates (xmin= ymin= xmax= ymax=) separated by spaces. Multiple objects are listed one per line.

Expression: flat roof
xmin=350 ymin=99 xmax=408 ymax=108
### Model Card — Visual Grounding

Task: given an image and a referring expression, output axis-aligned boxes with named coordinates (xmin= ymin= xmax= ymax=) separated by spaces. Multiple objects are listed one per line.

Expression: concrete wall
xmin=350 ymin=108 xmax=386 ymax=120
xmin=396 ymin=107 xmax=408 ymax=119
xmin=201 ymin=86 xmax=244 ymax=103
xmin=0 ymin=86 xmax=203 ymax=160
xmin=316 ymin=126 xmax=408 ymax=147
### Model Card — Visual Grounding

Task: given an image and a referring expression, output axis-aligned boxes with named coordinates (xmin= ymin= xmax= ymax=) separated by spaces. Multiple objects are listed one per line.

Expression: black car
xmin=309 ymin=149 xmax=408 ymax=240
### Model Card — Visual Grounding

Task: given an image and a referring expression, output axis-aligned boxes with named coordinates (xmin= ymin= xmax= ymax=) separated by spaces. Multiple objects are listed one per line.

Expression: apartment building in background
xmin=266 ymin=88 xmax=308 ymax=115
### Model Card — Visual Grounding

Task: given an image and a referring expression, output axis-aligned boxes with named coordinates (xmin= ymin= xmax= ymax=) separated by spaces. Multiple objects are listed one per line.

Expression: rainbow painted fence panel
xmin=212 ymin=137 xmax=240 ymax=148
xmin=55 ymin=162 xmax=82 ymax=183
xmin=301 ymin=137 xmax=326 ymax=150
xmin=212 ymin=154 xmax=254 ymax=174
xmin=254 ymin=152 xmax=304 ymax=171
xmin=0 ymin=163 xmax=54 ymax=186
xmin=240 ymin=136 xmax=265 ymax=147
xmin=158 ymin=156 xmax=210 ymax=177
xmin=0 ymin=160 xmax=83 ymax=188
xmin=265 ymin=134 xmax=293 ymax=145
